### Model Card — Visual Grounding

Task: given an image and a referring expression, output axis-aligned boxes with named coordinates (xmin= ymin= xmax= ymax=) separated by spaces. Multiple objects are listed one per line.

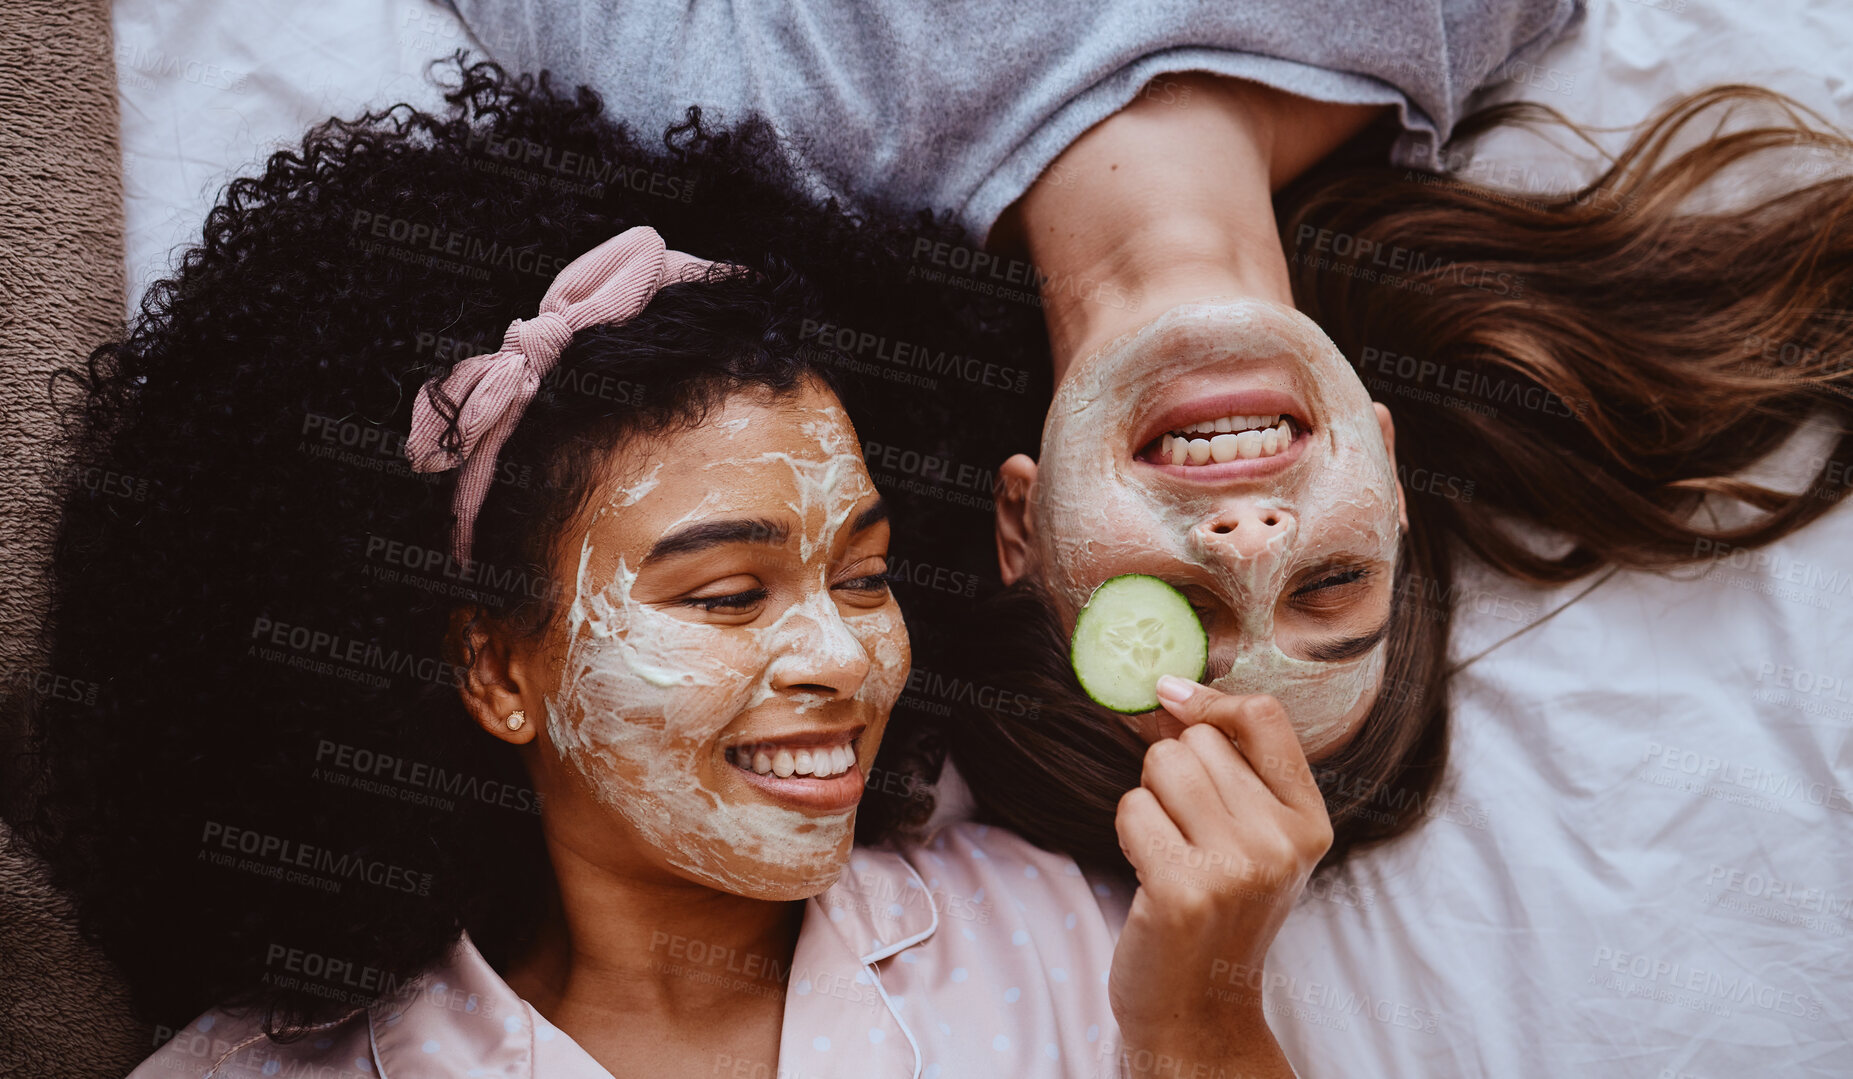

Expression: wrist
xmin=1117 ymin=1020 xmax=1292 ymax=1079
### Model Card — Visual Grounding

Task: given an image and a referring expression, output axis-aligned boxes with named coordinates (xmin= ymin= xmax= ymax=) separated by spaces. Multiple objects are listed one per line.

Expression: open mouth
xmin=726 ymin=734 xmax=861 ymax=778
xmin=1131 ymin=390 xmax=1312 ymax=479
xmin=1143 ymin=413 xmax=1297 ymax=466
xmin=724 ymin=728 xmax=866 ymax=812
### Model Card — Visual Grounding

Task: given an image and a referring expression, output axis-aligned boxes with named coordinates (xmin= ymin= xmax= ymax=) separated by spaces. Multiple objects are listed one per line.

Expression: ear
xmin=1373 ymin=402 xmax=1409 ymax=532
xmin=448 ymin=606 xmax=539 ymax=746
xmin=994 ymin=453 xmax=1041 ymax=587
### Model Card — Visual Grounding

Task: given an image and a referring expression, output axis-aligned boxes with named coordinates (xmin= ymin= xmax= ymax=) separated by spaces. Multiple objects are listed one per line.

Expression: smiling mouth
xmin=724 ymin=729 xmax=866 ymax=812
xmin=1129 ymin=388 xmax=1313 ymax=479
xmin=1141 ymin=413 xmax=1299 ymax=466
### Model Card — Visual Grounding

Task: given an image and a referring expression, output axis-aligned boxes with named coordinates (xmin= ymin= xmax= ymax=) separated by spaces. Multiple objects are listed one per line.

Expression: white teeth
xmin=1168 ymin=414 xmax=1283 ymax=439
xmin=734 ymin=741 xmax=857 ymax=778
xmin=1157 ymin=415 xmax=1295 ymax=466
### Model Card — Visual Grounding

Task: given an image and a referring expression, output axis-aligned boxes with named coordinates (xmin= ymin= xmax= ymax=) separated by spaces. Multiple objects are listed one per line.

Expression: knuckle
xmin=1178 ymin=722 xmax=1225 ymax=751
xmin=1257 ymin=834 xmax=1298 ymax=869
xmin=1244 ymin=693 xmax=1290 ymax=726
xmin=1144 ymin=737 xmax=1182 ymax=770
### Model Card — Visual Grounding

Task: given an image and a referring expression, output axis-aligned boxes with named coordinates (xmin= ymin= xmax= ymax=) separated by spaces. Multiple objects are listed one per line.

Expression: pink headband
xmin=405 ymin=226 xmax=723 ymax=563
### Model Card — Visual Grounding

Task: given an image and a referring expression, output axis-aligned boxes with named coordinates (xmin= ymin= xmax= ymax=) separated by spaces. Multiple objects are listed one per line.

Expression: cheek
xmin=1035 ymin=462 xmax=1177 ymax=606
xmin=551 ymin=602 xmax=768 ymax=790
xmin=847 ymin=606 xmax=910 ymax=710
xmin=1315 ymin=418 xmax=1403 ymax=545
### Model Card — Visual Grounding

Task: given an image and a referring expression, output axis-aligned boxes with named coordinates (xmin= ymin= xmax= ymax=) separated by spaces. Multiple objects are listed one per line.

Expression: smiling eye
xmin=682 ymin=587 xmax=768 ymax=612
xmin=834 ymin=574 xmax=892 ymax=595
xmin=1292 ymin=566 xmax=1369 ymax=597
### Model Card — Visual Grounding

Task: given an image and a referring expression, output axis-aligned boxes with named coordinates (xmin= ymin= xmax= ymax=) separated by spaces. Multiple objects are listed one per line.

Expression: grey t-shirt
xmin=443 ymin=0 xmax=1584 ymax=240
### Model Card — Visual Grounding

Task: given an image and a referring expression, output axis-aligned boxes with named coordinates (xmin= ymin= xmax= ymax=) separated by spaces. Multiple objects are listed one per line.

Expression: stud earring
xmin=506 ymin=709 xmax=526 ymax=731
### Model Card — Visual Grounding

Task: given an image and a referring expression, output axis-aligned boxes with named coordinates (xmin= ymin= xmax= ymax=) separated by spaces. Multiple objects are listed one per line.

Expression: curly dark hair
xmin=11 ymin=57 xmax=1048 ymax=1033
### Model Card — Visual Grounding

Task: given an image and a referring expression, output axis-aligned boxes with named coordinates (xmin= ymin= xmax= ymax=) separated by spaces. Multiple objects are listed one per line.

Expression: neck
xmin=505 ymin=830 xmax=804 ymax=1025
xmin=1002 ymin=74 xmax=1380 ymax=381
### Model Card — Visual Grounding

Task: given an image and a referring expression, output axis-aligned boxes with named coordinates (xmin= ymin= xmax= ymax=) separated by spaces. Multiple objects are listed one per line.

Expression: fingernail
xmin=1154 ymin=674 xmax=1196 ymax=705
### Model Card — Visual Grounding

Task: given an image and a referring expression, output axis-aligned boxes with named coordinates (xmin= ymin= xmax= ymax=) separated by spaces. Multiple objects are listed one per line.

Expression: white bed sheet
xmin=111 ymin=1 xmax=1853 ymax=1075
xmin=1262 ymin=7 xmax=1853 ymax=1077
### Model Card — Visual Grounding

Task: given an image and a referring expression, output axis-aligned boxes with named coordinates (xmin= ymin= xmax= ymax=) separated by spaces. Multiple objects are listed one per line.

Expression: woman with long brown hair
xmin=959 ymin=77 xmax=1853 ymax=865
xmin=947 ymin=77 xmax=1853 ymax=1075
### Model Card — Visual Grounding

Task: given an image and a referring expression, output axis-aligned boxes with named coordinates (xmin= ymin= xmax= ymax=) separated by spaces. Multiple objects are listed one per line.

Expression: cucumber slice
xmin=1069 ymin=574 xmax=1209 ymax=713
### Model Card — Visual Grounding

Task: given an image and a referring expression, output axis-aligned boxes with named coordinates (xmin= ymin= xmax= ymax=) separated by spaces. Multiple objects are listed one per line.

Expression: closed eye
xmin=1292 ymin=566 xmax=1368 ymax=597
xmin=834 ymin=574 xmax=891 ymax=594
xmin=682 ymin=588 xmax=768 ymax=612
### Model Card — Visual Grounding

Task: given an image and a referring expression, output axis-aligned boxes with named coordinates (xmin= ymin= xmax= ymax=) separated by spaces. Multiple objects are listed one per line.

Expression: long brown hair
xmin=944 ymin=85 xmax=1853 ymax=872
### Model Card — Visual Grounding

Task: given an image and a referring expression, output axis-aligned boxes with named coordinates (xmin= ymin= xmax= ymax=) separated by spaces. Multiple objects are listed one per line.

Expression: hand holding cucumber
xmin=1079 ymin=577 xmax=1331 ymax=1078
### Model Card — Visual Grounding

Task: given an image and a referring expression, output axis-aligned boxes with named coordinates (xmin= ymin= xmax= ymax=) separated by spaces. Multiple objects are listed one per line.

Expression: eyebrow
xmin=1301 ymin=616 xmax=1392 ymax=663
xmin=645 ymin=518 xmax=789 ymax=562
xmin=850 ymin=498 xmax=889 ymax=535
xmin=642 ymin=498 xmax=888 ymax=563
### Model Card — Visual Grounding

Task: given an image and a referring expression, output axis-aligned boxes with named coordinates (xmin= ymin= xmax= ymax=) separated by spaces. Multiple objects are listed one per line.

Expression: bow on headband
xmin=405 ymin=226 xmax=722 ymax=563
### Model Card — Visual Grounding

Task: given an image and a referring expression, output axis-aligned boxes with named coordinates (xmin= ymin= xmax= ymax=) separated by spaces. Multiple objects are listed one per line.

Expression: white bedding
xmin=112 ymin=1 xmax=1853 ymax=1075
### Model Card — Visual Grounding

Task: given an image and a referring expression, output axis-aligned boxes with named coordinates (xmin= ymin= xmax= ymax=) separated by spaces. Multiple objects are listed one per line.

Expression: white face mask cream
xmin=542 ymin=389 xmax=908 ymax=899
xmin=1028 ymin=299 xmax=1403 ymax=754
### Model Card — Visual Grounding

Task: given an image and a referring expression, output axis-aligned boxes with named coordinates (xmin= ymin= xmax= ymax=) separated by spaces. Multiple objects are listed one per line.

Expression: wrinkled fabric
xmin=127 ymin=822 xmax=1122 ymax=1079
xmin=441 ymin=0 xmax=1585 ymax=240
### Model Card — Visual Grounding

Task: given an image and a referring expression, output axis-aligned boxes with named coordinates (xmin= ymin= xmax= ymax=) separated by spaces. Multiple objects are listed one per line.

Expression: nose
xmin=1195 ymin=503 xmax=1295 ymax=559
xmin=767 ymin=597 xmax=872 ymax=698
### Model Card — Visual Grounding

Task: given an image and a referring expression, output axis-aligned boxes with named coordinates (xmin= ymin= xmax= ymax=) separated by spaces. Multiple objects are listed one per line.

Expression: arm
xmin=995 ymin=74 xmax=1384 ymax=380
xmin=1108 ymin=679 xmax=1334 ymax=1079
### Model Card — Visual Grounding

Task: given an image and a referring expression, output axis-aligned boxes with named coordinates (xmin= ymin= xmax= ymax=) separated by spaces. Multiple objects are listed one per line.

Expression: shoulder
xmin=871 ymin=822 xmax=1123 ymax=1072
xmin=126 ymin=1007 xmax=372 ymax=1079
xmin=904 ymin=819 xmax=1089 ymax=887
xmin=889 ymin=820 xmax=1115 ymax=945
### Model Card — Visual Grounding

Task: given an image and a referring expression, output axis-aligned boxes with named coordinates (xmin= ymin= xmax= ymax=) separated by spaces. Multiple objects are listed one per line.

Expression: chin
xmin=733 ymin=857 xmax=853 ymax=902
xmin=684 ymin=832 xmax=857 ymax=901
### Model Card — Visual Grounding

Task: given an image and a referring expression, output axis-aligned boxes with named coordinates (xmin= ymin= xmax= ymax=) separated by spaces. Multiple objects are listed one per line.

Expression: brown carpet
xmin=0 ymin=0 xmax=156 ymax=1075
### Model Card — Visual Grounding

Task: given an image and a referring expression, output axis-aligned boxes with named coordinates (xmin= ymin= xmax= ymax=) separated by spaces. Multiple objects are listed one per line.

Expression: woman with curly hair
xmin=15 ymin=61 xmax=1334 ymax=1078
